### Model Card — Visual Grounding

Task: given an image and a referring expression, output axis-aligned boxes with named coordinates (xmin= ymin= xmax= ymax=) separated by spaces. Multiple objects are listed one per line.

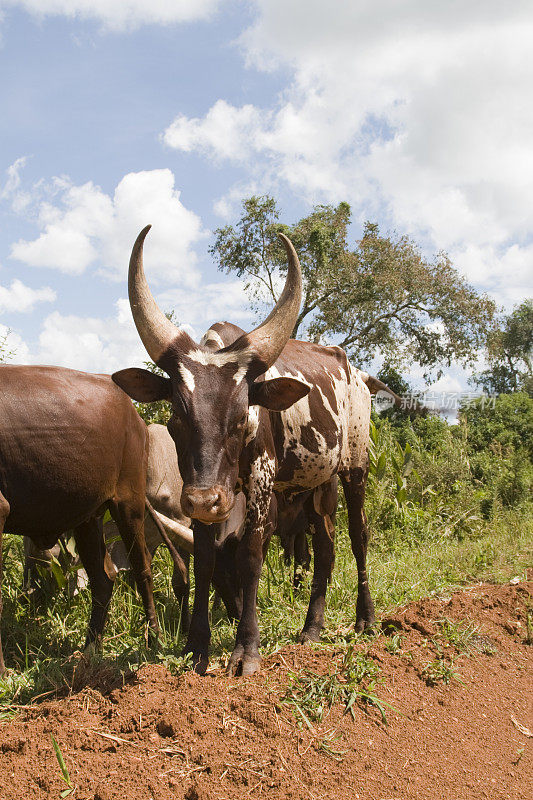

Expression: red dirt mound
xmin=1 ymin=578 xmax=532 ymax=800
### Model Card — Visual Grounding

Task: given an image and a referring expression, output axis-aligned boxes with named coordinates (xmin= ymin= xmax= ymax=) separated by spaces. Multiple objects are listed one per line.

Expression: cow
xmin=21 ymin=423 xmax=194 ymax=628
xmin=113 ymin=227 xmax=375 ymax=677
xmin=0 ymin=366 xmax=160 ymax=674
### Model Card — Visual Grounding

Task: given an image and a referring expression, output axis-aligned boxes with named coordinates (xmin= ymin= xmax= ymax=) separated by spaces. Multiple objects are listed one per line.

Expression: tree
xmin=210 ymin=196 xmax=495 ymax=380
xmin=472 ymin=300 xmax=533 ymax=395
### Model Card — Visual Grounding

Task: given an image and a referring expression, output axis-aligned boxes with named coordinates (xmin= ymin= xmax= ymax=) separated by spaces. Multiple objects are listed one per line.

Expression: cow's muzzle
xmin=181 ymin=485 xmax=234 ymax=524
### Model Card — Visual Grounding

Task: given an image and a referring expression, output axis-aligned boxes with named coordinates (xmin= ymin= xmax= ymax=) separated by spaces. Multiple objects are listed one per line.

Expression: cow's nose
xmin=181 ymin=485 xmax=233 ymax=523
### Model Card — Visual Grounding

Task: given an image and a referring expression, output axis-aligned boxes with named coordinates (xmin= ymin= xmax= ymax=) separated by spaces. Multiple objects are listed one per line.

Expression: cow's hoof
xmin=298 ymin=626 xmax=322 ymax=644
xmin=182 ymin=648 xmax=208 ymax=675
xmin=355 ymin=591 xmax=375 ymax=634
xmin=354 ymin=616 xmax=376 ymax=634
xmin=227 ymin=646 xmax=261 ymax=677
xmin=192 ymin=654 xmax=208 ymax=675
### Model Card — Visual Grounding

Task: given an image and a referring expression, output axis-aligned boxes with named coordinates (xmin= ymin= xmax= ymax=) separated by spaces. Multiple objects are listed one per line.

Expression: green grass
xmin=0 ymin=501 xmax=531 ymax=713
xmin=421 ymin=655 xmax=463 ymax=687
xmin=435 ymin=617 xmax=479 ymax=652
xmin=282 ymin=646 xmax=388 ymax=726
xmin=51 ymin=734 xmax=75 ymax=797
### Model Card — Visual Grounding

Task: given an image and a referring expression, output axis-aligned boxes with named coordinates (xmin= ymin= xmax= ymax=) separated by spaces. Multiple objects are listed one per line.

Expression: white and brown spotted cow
xmin=113 ymin=227 xmax=375 ymax=677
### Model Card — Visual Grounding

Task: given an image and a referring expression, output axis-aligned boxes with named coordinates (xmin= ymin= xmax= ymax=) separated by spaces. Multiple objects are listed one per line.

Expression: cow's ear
xmin=249 ymin=377 xmax=310 ymax=411
xmin=112 ymin=368 xmax=172 ymax=402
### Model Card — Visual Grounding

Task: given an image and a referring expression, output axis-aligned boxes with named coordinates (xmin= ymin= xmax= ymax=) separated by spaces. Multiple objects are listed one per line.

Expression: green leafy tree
xmin=473 ymin=300 xmax=533 ymax=395
xmin=210 ymin=196 xmax=495 ymax=380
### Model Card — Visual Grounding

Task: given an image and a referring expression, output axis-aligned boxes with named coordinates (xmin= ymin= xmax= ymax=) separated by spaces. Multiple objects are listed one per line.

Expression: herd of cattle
xmin=0 ymin=228 xmax=400 ymax=677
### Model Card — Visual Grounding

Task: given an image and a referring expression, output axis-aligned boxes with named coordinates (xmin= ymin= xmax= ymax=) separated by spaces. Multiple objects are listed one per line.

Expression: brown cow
xmin=22 ymin=423 xmax=194 ymax=629
xmin=113 ymin=227 xmax=376 ymax=677
xmin=0 ymin=366 xmax=159 ymax=673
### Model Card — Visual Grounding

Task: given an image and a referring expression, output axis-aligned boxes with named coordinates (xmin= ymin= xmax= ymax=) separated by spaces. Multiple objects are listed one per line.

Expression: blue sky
xmin=0 ymin=1 xmax=531 ymax=391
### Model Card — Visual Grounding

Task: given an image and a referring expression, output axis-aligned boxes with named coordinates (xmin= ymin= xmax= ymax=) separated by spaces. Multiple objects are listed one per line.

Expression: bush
xmin=366 ymin=391 xmax=532 ymax=545
xmin=460 ymin=393 xmax=533 ymax=508
xmin=460 ymin=392 xmax=533 ymax=457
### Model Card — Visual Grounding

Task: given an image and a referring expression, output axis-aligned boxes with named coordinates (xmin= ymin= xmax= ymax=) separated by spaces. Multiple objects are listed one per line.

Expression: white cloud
xmin=451 ymin=242 xmax=533 ymax=307
xmin=212 ymin=180 xmax=262 ymax=220
xmin=158 ymin=278 xmax=254 ymax=333
xmin=21 ymin=303 xmax=148 ymax=373
xmin=0 ymin=277 xmax=56 ymax=313
xmin=9 ymin=168 xmax=207 ymax=285
xmin=0 ymin=156 xmax=33 ymax=213
xmin=163 ymin=0 xmax=533 ymax=305
xmin=2 ymin=0 xmax=220 ymax=31
xmin=7 ymin=278 xmax=254 ymax=372
xmin=1 ymin=156 xmax=27 ymax=198
xmin=163 ymin=101 xmax=268 ymax=164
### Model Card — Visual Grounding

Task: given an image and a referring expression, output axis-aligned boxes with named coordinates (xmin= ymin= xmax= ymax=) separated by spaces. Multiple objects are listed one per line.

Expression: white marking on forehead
xmin=187 ymin=348 xmax=252 ymax=385
xmin=200 ymin=328 xmax=225 ymax=350
xmin=178 ymin=364 xmax=195 ymax=393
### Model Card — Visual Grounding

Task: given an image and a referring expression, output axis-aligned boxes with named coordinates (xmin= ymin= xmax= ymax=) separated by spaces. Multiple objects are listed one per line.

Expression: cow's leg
xmin=298 ymin=503 xmax=335 ymax=643
xmin=0 ymin=492 xmax=10 ymax=675
xmin=293 ymin=526 xmax=311 ymax=588
xmin=74 ymin=517 xmax=115 ymax=648
xmin=183 ymin=522 xmax=216 ymax=674
xmin=171 ymin=548 xmax=190 ymax=633
xmin=109 ymin=499 xmax=159 ymax=643
xmin=22 ymin=537 xmax=38 ymax=592
xmin=212 ymin=537 xmax=242 ymax=622
xmin=227 ymin=482 xmax=275 ymax=677
xmin=22 ymin=538 xmax=55 ymax=600
xmin=340 ymin=469 xmax=375 ymax=632
xmin=226 ymin=524 xmax=263 ymax=677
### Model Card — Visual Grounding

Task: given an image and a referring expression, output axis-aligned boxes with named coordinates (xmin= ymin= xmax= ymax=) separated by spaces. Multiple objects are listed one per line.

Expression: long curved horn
xmin=230 ymin=233 xmax=302 ymax=376
xmin=128 ymin=226 xmax=194 ymax=364
xmin=150 ymin=507 xmax=194 ymax=555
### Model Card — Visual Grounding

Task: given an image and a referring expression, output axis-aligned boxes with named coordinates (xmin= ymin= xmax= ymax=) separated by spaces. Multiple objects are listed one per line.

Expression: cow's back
xmin=0 ymin=365 xmax=145 ymax=539
xmin=267 ymin=340 xmax=370 ymax=491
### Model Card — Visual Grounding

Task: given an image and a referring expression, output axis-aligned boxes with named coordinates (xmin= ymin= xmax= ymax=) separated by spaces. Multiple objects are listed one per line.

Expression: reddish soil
xmin=1 ymin=578 xmax=532 ymax=800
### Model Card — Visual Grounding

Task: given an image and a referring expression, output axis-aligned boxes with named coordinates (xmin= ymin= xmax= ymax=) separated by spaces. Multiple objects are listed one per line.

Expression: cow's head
xmin=113 ymin=226 xmax=309 ymax=525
